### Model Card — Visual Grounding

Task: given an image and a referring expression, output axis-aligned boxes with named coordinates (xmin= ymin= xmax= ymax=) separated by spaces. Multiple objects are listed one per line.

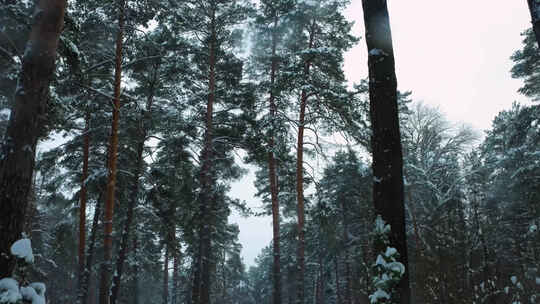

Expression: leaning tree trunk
xmin=0 ymin=0 xmax=66 ymax=278
xmin=361 ymin=1 xmax=411 ymax=303
xmin=295 ymin=19 xmax=315 ymax=304
xmin=527 ymin=0 xmax=540 ymax=47
xmin=99 ymin=0 xmax=125 ymax=303
xmin=268 ymin=13 xmax=282 ymax=304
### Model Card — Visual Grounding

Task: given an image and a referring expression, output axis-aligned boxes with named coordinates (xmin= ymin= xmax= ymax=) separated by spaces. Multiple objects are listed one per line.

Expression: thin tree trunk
xmin=342 ymin=207 xmax=351 ymax=304
xmin=222 ymin=250 xmax=227 ymax=303
xmin=193 ymin=7 xmax=216 ymax=304
xmin=78 ymin=109 xmax=90 ymax=298
xmin=99 ymin=0 xmax=125 ymax=303
xmin=334 ymin=256 xmax=342 ymax=304
xmin=473 ymin=200 xmax=489 ymax=285
xmin=406 ymin=190 xmax=424 ymax=303
xmin=163 ymin=246 xmax=169 ymax=304
xmin=80 ymin=192 xmax=103 ymax=304
xmin=296 ymin=20 xmax=315 ymax=304
xmin=133 ymin=231 xmax=140 ymax=304
xmin=173 ymin=248 xmax=180 ymax=304
xmin=0 ymin=0 xmax=66 ymax=278
xmin=361 ymin=1 xmax=411 ymax=303
xmin=527 ymin=0 xmax=540 ymax=47
xmin=110 ymin=61 xmax=159 ymax=304
xmin=268 ymin=12 xmax=282 ymax=304
xmin=316 ymin=255 xmax=325 ymax=304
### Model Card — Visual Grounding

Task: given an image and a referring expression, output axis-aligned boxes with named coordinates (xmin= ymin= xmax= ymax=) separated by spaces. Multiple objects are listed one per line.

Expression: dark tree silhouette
xmin=361 ymin=0 xmax=411 ymax=303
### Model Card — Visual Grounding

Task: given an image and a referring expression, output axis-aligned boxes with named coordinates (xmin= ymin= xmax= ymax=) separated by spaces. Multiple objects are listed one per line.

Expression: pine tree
xmin=283 ymin=2 xmax=357 ymax=301
xmin=250 ymin=1 xmax=296 ymax=303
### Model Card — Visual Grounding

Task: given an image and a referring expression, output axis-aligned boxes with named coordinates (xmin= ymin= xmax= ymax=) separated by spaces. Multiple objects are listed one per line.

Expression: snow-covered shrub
xmin=0 ymin=238 xmax=45 ymax=304
xmin=369 ymin=216 xmax=405 ymax=304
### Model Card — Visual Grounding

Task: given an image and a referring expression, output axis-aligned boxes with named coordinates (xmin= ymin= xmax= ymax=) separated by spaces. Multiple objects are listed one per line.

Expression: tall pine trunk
xmin=109 ymin=61 xmax=159 ymax=304
xmin=268 ymin=13 xmax=282 ymax=304
xmin=99 ymin=0 xmax=125 ymax=302
xmin=0 ymin=0 xmax=66 ymax=278
xmin=193 ymin=7 xmax=216 ymax=304
xmin=296 ymin=19 xmax=315 ymax=304
xmin=361 ymin=1 xmax=411 ymax=303
xmin=527 ymin=0 xmax=540 ymax=47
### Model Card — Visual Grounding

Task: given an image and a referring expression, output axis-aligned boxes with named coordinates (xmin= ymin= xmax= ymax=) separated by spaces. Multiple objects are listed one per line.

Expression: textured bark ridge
xmin=0 ymin=0 xmax=67 ymax=278
xmin=361 ymin=0 xmax=411 ymax=303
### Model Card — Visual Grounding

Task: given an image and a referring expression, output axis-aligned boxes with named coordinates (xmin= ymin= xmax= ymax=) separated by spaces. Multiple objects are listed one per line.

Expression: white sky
xmin=231 ymin=0 xmax=533 ymax=267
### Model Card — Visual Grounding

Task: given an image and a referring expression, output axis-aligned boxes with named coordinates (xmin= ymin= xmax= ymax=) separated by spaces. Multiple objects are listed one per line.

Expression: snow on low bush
xmin=369 ymin=216 xmax=405 ymax=304
xmin=0 ymin=279 xmax=22 ymax=303
xmin=0 ymin=239 xmax=45 ymax=304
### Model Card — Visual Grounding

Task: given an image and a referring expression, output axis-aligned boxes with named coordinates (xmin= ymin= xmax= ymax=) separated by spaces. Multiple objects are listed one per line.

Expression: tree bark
xmin=296 ymin=19 xmax=315 ymax=304
xmin=109 ymin=61 xmax=159 ymax=304
xmin=527 ymin=0 xmax=540 ymax=47
xmin=99 ymin=0 xmax=125 ymax=303
xmin=78 ymin=109 xmax=90 ymax=297
xmin=268 ymin=13 xmax=282 ymax=304
xmin=0 ymin=0 xmax=66 ymax=278
xmin=361 ymin=1 xmax=411 ymax=303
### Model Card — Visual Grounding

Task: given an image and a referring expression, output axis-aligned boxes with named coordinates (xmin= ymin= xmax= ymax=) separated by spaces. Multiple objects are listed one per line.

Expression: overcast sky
xmin=230 ymin=0 xmax=533 ymax=267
